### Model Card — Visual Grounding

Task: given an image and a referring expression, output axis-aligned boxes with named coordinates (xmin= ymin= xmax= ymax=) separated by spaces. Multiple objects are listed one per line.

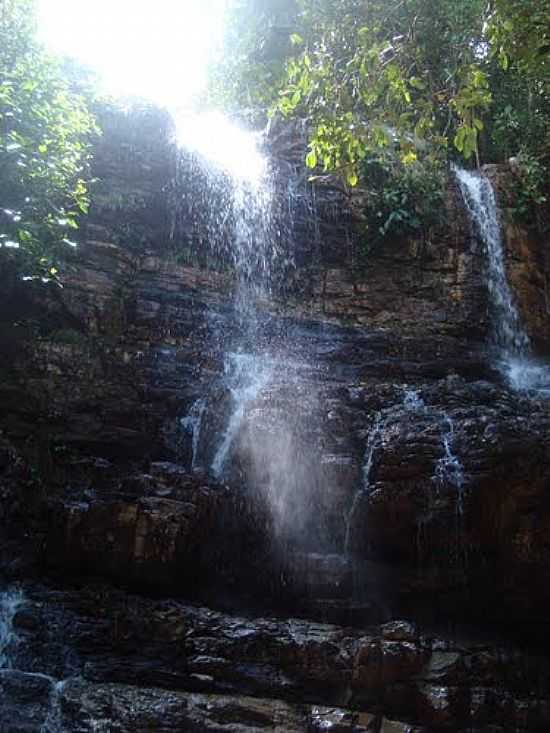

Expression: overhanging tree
xmin=0 ymin=0 xmax=98 ymax=279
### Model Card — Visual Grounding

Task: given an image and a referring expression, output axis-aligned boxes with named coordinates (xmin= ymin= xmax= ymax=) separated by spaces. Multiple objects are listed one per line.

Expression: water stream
xmin=0 ymin=588 xmax=78 ymax=731
xmin=345 ymin=389 xmax=430 ymax=554
xmin=0 ymin=587 xmax=23 ymax=668
xmin=180 ymin=397 xmax=207 ymax=470
xmin=176 ymin=115 xmax=284 ymax=485
xmin=211 ymin=352 xmax=273 ymax=479
xmin=454 ymin=166 xmax=550 ymax=392
xmin=434 ymin=414 xmax=465 ymax=515
xmin=174 ymin=112 xmax=332 ymax=551
xmin=344 ymin=414 xmax=383 ymax=553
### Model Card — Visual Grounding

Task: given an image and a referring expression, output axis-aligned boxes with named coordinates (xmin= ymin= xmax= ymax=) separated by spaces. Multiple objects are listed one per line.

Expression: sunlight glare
xmin=176 ymin=111 xmax=267 ymax=182
xmin=36 ymin=0 xmax=228 ymax=108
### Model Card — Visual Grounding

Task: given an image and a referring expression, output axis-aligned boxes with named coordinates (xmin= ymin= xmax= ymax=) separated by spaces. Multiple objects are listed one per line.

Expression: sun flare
xmin=36 ymin=0 xmax=228 ymax=108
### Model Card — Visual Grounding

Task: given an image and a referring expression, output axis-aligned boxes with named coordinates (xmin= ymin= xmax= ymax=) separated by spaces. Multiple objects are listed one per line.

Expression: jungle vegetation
xmin=0 ymin=0 xmax=98 ymax=279
xmin=212 ymin=0 xmax=549 ymax=237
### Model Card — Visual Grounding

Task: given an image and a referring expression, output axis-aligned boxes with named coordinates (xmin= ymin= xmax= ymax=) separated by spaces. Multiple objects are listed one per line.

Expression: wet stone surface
xmin=1 ymin=113 xmax=550 ymax=730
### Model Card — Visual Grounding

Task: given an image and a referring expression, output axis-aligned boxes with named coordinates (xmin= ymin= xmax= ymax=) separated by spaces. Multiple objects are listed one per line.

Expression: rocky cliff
xmin=1 ymin=105 xmax=550 ymax=731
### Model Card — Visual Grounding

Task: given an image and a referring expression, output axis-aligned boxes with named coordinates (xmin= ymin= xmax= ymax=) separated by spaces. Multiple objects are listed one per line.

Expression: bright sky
xmin=36 ymin=0 xmax=228 ymax=109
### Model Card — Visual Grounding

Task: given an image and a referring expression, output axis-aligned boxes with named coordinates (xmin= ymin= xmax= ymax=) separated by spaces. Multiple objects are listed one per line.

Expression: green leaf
xmin=305 ymin=150 xmax=317 ymax=168
xmin=473 ymin=118 xmax=484 ymax=131
xmin=409 ymin=77 xmax=426 ymax=91
xmin=347 ymin=171 xmax=358 ymax=186
xmin=402 ymin=150 xmax=417 ymax=164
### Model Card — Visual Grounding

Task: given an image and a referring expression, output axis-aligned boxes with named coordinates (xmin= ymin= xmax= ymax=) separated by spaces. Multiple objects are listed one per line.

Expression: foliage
xmin=216 ymin=0 xmax=494 ymax=180
xmin=484 ymin=60 xmax=550 ymax=162
xmin=217 ymin=1 xmax=548 ymax=186
xmin=360 ymin=155 xmax=446 ymax=245
xmin=487 ymin=0 xmax=550 ymax=79
xmin=209 ymin=0 xmax=299 ymax=110
xmin=508 ymin=153 xmax=549 ymax=232
xmin=0 ymin=0 xmax=98 ymax=279
xmin=485 ymin=1 xmax=550 ymax=224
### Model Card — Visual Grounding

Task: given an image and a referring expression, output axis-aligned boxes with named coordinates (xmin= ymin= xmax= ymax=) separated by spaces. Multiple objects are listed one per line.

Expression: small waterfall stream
xmin=211 ymin=352 xmax=273 ymax=479
xmin=455 ymin=166 xmax=549 ymax=391
xmin=344 ymin=414 xmax=383 ymax=553
xmin=180 ymin=397 xmax=207 ymax=470
xmin=176 ymin=114 xmax=283 ymax=481
xmin=434 ymin=414 xmax=465 ymax=516
xmin=345 ymin=389 xmax=427 ymax=554
xmin=0 ymin=587 xmax=23 ymax=668
xmin=40 ymin=680 xmax=68 ymax=733
xmin=1 ymin=588 xmax=78 ymax=731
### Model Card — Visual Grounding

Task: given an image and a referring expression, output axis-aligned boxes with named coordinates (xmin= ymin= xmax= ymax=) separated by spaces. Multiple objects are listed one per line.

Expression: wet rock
xmin=1 ymin=111 xmax=550 ymax=733
xmin=284 ymin=552 xmax=352 ymax=599
xmin=46 ymin=468 xmax=223 ymax=590
xmin=4 ymin=584 xmax=549 ymax=731
xmin=381 ymin=621 xmax=418 ymax=643
xmin=0 ymin=670 xmax=55 ymax=731
xmin=379 ymin=720 xmax=415 ymax=733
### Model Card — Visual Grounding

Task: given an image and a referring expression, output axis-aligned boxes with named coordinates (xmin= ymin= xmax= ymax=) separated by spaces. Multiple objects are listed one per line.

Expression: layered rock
xmin=3 ymin=583 xmax=550 ymax=731
xmin=1 ymin=107 xmax=550 ymax=731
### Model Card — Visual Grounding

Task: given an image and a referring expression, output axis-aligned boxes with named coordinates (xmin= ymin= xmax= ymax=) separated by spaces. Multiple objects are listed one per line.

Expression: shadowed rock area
xmin=1 ymin=106 xmax=550 ymax=731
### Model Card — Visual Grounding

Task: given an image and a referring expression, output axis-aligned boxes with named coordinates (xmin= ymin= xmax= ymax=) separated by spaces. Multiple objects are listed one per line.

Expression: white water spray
xmin=344 ymin=413 xmax=383 ymax=553
xmin=181 ymin=397 xmax=207 ymax=470
xmin=176 ymin=113 xmax=294 ymax=485
xmin=211 ymin=352 xmax=273 ymax=480
xmin=403 ymin=388 xmax=425 ymax=412
xmin=40 ymin=679 xmax=68 ymax=733
xmin=434 ymin=414 xmax=465 ymax=516
xmin=175 ymin=111 xmax=288 ymax=319
xmin=454 ymin=167 xmax=549 ymax=391
xmin=0 ymin=588 xmax=24 ymax=669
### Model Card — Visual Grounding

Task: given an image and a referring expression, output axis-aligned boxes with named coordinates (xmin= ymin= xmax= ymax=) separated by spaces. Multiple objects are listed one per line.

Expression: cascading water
xmin=0 ymin=587 xmax=23 ymax=668
xmin=211 ymin=352 xmax=273 ymax=480
xmin=175 ymin=112 xmax=289 ymax=323
xmin=1 ymin=588 xmax=79 ymax=731
xmin=344 ymin=414 xmax=383 ymax=553
xmin=175 ymin=113 xmax=282 ymax=480
xmin=345 ymin=389 xmax=427 ymax=553
xmin=403 ymin=388 xmax=425 ymax=412
xmin=180 ymin=397 xmax=207 ymax=470
xmin=434 ymin=414 xmax=465 ymax=515
xmin=174 ymin=111 xmax=325 ymax=549
xmin=40 ymin=680 xmax=67 ymax=733
xmin=454 ymin=166 xmax=549 ymax=391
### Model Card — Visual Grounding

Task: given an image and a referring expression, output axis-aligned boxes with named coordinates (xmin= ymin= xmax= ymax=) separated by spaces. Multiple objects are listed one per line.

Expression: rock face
xmin=3 ymin=583 xmax=550 ymax=731
xmin=1 ymin=106 xmax=550 ymax=731
xmin=484 ymin=163 xmax=550 ymax=350
xmin=46 ymin=462 xmax=224 ymax=590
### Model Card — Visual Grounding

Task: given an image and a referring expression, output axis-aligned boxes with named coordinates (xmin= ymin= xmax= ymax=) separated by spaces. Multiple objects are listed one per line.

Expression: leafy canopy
xmin=0 ymin=0 xmax=98 ymax=279
xmin=487 ymin=0 xmax=550 ymax=79
xmin=215 ymin=0 xmax=549 ymax=189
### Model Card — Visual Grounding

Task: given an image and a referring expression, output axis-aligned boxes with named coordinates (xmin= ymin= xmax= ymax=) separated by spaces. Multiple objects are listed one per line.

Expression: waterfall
xmin=1 ymin=588 xmax=78 ymax=731
xmin=434 ymin=414 xmax=465 ymax=516
xmin=211 ymin=352 xmax=273 ymax=480
xmin=40 ymin=679 xmax=67 ymax=733
xmin=403 ymin=388 xmax=425 ymax=412
xmin=175 ymin=114 xmax=281 ymax=481
xmin=344 ymin=414 xmax=383 ymax=553
xmin=345 ymin=390 xmax=429 ymax=553
xmin=180 ymin=397 xmax=207 ymax=470
xmin=175 ymin=111 xmax=288 ymax=320
xmin=0 ymin=587 xmax=23 ymax=669
xmin=174 ymin=111 xmax=311 ymax=515
xmin=454 ymin=166 xmax=548 ymax=391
